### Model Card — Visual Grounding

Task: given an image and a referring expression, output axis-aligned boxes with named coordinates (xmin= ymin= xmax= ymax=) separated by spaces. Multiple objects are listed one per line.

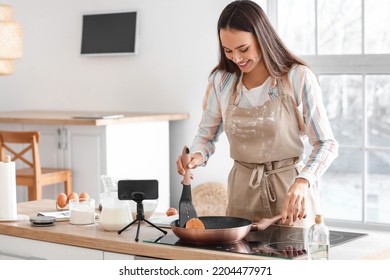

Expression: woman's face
xmin=220 ymin=28 xmax=262 ymax=73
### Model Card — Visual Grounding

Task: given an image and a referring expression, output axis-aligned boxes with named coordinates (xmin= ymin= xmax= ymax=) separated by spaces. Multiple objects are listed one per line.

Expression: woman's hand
xmin=281 ymin=178 xmax=309 ymax=226
xmin=176 ymin=151 xmax=203 ymax=176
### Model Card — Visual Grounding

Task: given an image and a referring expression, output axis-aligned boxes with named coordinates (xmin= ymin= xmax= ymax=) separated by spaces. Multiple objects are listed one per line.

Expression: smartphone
xmin=117 ymin=180 xmax=158 ymax=200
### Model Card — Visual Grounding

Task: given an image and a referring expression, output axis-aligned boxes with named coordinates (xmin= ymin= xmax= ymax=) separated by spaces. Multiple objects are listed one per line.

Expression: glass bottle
xmin=308 ymin=214 xmax=330 ymax=260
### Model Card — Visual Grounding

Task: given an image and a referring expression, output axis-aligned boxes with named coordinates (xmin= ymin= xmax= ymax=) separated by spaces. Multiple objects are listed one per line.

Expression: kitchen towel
xmin=0 ymin=155 xmax=17 ymax=220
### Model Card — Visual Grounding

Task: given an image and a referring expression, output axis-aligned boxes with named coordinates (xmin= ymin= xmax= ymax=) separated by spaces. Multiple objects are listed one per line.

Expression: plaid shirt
xmin=190 ymin=65 xmax=339 ymax=186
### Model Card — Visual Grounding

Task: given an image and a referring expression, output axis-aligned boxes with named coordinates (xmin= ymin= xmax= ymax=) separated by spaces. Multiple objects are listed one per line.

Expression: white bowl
xmin=128 ymin=200 xmax=157 ymax=220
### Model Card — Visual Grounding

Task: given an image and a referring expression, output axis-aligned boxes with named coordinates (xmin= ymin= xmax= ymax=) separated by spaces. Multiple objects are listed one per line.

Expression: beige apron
xmin=224 ymin=78 xmax=316 ymax=227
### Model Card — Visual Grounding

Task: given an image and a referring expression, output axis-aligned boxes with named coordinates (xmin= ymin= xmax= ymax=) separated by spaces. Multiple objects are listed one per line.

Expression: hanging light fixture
xmin=0 ymin=4 xmax=22 ymax=75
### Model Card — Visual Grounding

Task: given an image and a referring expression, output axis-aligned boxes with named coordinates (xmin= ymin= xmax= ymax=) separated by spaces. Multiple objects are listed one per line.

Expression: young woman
xmin=176 ymin=0 xmax=338 ymax=227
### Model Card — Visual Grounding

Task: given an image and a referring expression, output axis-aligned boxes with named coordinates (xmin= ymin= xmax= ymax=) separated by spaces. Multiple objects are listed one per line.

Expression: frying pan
xmin=170 ymin=214 xmax=282 ymax=243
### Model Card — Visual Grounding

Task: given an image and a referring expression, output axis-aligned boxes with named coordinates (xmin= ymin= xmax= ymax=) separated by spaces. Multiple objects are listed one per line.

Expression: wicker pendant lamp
xmin=0 ymin=4 xmax=22 ymax=75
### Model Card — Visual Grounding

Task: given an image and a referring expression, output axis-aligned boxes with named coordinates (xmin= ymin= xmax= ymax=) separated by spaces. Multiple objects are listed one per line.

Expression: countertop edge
xmin=0 ymin=111 xmax=190 ymax=126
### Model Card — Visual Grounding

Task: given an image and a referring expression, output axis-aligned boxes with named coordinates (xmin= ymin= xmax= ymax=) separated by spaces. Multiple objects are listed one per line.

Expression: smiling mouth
xmin=237 ymin=60 xmax=249 ymax=68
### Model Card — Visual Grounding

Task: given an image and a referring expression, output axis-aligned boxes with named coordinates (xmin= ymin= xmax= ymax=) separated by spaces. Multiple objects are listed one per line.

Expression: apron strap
xmin=280 ymin=76 xmax=306 ymax=134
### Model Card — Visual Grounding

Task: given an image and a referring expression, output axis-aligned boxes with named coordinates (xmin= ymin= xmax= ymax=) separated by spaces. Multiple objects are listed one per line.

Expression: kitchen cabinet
xmin=0 ymin=111 xmax=189 ymax=213
xmin=0 ymin=234 xmax=139 ymax=260
xmin=17 ymin=124 xmax=105 ymax=203
xmin=0 ymin=123 xmax=110 ymax=204
xmin=0 ymin=234 xmax=103 ymax=260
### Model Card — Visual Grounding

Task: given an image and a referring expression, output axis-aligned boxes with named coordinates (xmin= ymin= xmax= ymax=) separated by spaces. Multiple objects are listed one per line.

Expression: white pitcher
xmin=99 ymin=175 xmax=132 ymax=231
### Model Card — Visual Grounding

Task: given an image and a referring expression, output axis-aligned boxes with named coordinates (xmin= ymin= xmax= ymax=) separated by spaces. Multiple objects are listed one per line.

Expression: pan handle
xmin=251 ymin=214 xmax=282 ymax=231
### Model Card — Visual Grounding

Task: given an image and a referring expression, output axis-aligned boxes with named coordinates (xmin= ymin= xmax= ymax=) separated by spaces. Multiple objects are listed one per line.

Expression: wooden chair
xmin=0 ymin=130 xmax=72 ymax=201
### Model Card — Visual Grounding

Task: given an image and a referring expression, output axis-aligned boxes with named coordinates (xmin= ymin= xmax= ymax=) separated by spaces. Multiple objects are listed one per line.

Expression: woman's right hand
xmin=176 ymin=151 xmax=203 ymax=176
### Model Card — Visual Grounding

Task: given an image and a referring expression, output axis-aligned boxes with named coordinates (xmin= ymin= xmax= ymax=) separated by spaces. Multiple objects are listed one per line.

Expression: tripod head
xmin=130 ymin=191 xmax=146 ymax=201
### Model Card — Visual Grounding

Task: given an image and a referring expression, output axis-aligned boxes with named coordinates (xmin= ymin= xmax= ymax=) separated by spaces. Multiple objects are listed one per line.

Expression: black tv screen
xmin=81 ymin=11 xmax=138 ymax=55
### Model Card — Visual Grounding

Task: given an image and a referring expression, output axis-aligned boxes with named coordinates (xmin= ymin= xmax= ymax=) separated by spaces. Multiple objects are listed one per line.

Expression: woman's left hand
xmin=281 ymin=178 xmax=309 ymax=226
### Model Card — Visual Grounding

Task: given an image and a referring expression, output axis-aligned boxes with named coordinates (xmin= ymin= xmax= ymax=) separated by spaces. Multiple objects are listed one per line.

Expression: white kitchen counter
xmin=329 ymin=226 xmax=390 ymax=260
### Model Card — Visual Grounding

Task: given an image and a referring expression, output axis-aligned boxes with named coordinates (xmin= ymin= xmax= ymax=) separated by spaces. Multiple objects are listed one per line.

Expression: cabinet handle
xmin=63 ymin=128 xmax=68 ymax=150
xmin=57 ymin=128 xmax=68 ymax=150
xmin=57 ymin=128 xmax=62 ymax=150
xmin=0 ymin=250 xmax=45 ymax=260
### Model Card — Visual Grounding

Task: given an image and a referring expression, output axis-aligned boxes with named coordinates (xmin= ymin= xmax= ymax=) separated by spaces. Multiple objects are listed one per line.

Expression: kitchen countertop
xmin=0 ymin=200 xmax=389 ymax=260
xmin=0 ymin=110 xmax=189 ymax=126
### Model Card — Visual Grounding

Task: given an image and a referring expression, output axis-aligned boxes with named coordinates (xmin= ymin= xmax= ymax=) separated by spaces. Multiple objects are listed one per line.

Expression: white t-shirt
xmin=238 ymin=76 xmax=272 ymax=108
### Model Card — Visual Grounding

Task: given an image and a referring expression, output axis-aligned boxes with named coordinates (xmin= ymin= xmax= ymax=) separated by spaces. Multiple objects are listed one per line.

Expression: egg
xmin=67 ymin=192 xmax=79 ymax=203
xmin=56 ymin=193 xmax=68 ymax=208
xmin=79 ymin=192 xmax=89 ymax=201
xmin=166 ymin=207 xmax=178 ymax=217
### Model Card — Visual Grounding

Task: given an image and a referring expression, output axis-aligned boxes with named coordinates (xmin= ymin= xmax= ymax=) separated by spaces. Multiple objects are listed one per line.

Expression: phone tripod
xmin=118 ymin=198 xmax=167 ymax=242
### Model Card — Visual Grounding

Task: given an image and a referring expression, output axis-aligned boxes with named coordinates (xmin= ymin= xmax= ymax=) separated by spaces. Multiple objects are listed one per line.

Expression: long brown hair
xmin=212 ymin=0 xmax=307 ymax=78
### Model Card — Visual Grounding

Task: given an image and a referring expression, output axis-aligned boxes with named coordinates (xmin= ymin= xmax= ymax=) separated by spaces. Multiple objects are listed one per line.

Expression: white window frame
xmin=266 ymin=0 xmax=390 ymax=231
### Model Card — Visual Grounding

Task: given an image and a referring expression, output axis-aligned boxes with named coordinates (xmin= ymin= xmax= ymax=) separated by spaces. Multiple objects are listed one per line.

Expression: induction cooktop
xmin=146 ymin=225 xmax=367 ymax=259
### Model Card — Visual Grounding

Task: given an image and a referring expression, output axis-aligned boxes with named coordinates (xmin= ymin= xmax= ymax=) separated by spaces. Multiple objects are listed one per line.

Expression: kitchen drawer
xmin=0 ymin=234 xmax=103 ymax=260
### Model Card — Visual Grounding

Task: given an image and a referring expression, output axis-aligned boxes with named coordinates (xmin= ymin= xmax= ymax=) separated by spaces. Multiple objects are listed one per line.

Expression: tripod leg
xmin=135 ymin=220 xmax=142 ymax=242
xmin=143 ymin=219 xmax=168 ymax=235
xmin=118 ymin=219 xmax=138 ymax=235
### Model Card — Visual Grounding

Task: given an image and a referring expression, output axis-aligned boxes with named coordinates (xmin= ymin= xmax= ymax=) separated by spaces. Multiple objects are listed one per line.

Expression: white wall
xmin=0 ymin=0 xmax=233 ymax=209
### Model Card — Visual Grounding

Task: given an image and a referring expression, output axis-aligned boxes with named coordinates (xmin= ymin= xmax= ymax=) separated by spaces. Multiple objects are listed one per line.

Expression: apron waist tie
xmin=234 ymin=160 xmax=302 ymax=204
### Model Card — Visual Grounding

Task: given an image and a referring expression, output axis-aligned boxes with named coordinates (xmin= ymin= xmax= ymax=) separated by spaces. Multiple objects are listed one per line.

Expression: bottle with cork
xmin=308 ymin=214 xmax=330 ymax=260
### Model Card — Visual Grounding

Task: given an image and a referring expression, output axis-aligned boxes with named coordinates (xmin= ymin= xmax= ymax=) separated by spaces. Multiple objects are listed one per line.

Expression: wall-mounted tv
xmin=81 ymin=10 xmax=138 ymax=56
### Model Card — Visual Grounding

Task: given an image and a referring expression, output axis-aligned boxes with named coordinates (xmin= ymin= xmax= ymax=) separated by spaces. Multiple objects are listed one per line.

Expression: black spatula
xmin=178 ymin=146 xmax=198 ymax=227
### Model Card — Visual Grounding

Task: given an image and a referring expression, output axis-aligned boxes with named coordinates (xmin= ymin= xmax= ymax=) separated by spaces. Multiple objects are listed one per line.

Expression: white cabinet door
xmin=23 ymin=124 xmax=65 ymax=169
xmin=21 ymin=124 xmax=105 ymax=202
xmin=65 ymin=125 xmax=106 ymax=202
xmin=0 ymin=235 xmax=103 ymax=260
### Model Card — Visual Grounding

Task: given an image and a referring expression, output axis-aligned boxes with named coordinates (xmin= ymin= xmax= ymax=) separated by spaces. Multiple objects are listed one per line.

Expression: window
xmin=278 ymin=0 xmax=390 ymax=55
xmin=274 ymin=0 xmax=390 ymax=229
